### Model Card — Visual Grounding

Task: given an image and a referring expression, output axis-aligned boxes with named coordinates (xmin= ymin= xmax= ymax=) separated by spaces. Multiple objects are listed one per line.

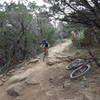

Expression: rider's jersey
xmin=40 ymin=41 xmax=49 ymax=47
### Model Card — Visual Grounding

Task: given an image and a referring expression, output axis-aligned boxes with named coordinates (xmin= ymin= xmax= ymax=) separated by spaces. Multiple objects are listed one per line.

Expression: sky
xmin=0 ymin=0 xmax=46 ymax=6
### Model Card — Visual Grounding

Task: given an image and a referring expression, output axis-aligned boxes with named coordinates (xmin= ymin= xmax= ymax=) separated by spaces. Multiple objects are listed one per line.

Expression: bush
xmin=74 ymin=29 xmax=92 ymax=48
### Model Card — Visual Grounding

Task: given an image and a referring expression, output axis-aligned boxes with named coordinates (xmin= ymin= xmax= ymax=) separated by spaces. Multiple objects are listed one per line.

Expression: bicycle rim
xmin=70 ymin=64 xmax=91 ymax=79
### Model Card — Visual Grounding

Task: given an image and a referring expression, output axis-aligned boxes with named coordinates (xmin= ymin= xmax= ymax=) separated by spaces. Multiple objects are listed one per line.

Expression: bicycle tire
xmin=65 ymin=59 xmax=85 ymax=70
xmin=43 ymin=51 xmax=48 ymax=62
xmin=70 ymin=64 xmax=91 ymax=79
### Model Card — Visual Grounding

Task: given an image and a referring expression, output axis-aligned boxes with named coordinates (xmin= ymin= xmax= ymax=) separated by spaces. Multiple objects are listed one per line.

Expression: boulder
xmin=46 ymin=58 xmax=57 ymax=66
xmin=15 ymin=96 xmax=24 ymax=100
xmin=6 ymin=71 xmax=14 ymax=76
xmin=74 ymin=51 xmax=81 ymax=56
xmin=9 ymin=69 xmax=15 ymax=73
xmin=67 ymin=56 xmax=76 ymax=61
xmin=46 ymin=60 xmax=56 ymax=66
xmin=0 ymin=74 xmax=3 ymax=79
xmin=1 ymin=77 xmax=8 ymax=82
xmin=28 ymin=59 xmax=39 ymax=64
xmin=56 ymin=56 xmax=71 ymax=62
xmin=7 ymin=83 xmax=25 ymax=97
xmin=66 ymin=95 xmax=89 ymax=100
xmin=0 ymin=80 xmax=3 ymax=86
xmin=25 ymin=76 xmax=40 ymax=86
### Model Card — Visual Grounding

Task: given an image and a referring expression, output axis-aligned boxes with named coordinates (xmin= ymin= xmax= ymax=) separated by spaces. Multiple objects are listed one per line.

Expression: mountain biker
xmin=40 ymin=39 xmax=49 ymax=57
xmin=40 ymin=39 xmax=49 ymax=48
xmin=71 ymin=31 xmax=77 ymax=41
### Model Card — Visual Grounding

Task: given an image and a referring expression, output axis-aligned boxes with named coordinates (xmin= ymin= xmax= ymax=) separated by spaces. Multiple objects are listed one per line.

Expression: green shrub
xmin=74 ymin=29 xmax=91 ymax=48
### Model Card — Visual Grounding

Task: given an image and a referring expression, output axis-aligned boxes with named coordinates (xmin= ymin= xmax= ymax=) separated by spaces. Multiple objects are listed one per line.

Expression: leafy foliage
xmin=46 ymin=0 xmax=100 ymax=43
xmin=0 ymin=1 xmax=59 ymax=73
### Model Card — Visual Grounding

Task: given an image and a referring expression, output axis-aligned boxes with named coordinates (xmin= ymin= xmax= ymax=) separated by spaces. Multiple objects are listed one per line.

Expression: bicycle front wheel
xmin=43 ymin=50 xmax=48 ymax=62
xmin=70 ymin=64 xmax=91 ymax=79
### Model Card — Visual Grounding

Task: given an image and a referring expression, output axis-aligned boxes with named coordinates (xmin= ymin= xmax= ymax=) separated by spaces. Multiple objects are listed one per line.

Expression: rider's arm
xmin=39 ymin=42 xmax=44 ymax=48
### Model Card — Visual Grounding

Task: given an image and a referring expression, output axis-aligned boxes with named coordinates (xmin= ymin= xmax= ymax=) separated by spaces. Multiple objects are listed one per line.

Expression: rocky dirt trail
xmin=0 ymin=39 xmax=100 ymax=100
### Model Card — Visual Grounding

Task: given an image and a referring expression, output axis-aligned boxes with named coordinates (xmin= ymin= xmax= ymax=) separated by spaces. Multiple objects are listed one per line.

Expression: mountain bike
xmin=43 ymin=47 xmax=48 ymax=62
xmin=66 ymin=50 xmax=100 ymax=79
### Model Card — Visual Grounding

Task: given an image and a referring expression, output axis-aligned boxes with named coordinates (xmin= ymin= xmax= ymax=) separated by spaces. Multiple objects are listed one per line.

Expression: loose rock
xmin=63 ymin=80 xmax=71 ymax=88
xmin=15 ymin=96 xmax=24 ymax=100
xmin=46 ymin=59 xmax=56 ymax=66
xmin=28 ymin=59 xmax=39 ymax=64
xmin=25 ymin=77 xmax=40 ymax=86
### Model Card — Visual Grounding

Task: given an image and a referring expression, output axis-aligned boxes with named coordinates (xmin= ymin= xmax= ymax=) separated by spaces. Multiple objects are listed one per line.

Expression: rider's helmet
xmin=42 ymin=39 xmax=46 ymax=43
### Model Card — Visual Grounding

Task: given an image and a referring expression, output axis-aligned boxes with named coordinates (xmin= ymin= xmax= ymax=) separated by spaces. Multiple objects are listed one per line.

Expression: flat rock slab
xmin=8 ymin=68 xmax=34 ymax=84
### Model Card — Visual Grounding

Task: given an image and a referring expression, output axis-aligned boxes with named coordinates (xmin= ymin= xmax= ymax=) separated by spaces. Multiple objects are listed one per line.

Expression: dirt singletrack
xmin=0 ymin=39 xmax=100 ymax=100
xmin=0 ymin=40 xmax=72 ymax=100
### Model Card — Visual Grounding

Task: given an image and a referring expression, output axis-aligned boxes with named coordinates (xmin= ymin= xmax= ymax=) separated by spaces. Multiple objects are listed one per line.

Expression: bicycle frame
xmin=87 ymin=50 xmax=100 ymax=66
